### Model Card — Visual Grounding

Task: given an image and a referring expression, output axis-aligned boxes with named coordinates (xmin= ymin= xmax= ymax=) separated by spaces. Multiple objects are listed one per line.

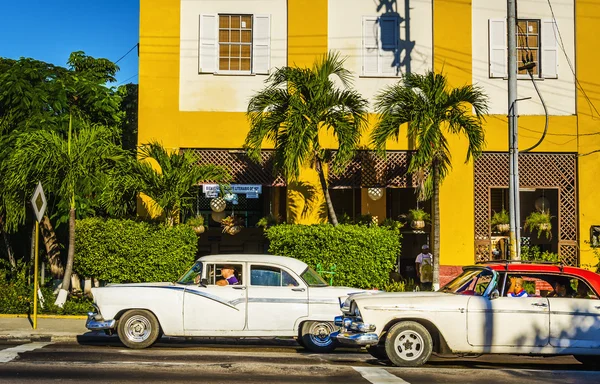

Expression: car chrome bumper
xmin=332 ymin=331 xmax=379 ymax=346
xmin=86 ymin=312 xmax=116 ymax=331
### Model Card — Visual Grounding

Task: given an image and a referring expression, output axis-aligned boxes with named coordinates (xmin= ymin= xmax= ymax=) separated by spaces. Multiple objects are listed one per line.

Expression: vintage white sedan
xmin=86 ymin=254 xmax=365 ymax=351
xmin=334 ymin=262 xmax=600 ymax=367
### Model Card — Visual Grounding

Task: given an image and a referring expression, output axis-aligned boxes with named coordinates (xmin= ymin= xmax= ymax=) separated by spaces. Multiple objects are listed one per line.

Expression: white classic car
xmin=334 ymin=262 xmax=600 ymax=367
xmin=86 ymin=254 xmax=365 ymax=351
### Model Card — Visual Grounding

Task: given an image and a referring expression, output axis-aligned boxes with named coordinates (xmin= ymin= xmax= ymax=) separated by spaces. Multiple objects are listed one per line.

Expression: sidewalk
xmin=0 ymin=314 xmax=106 ymax=343
xmin=0 ymin=315 xmax=299 ymax=346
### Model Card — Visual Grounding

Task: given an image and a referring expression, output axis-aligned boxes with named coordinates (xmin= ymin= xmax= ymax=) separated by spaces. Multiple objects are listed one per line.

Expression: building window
xmin=488 ymin=18 xmax=558 ymax=79
xmin=517 ymin=19 xmax=540 ymax=76
xmin=362 ymin=15 xmax=400 ymax=77
xmin=199 ymin=14 xmax=271 ymax=75
xmin=219 ymin=15 xmax=253 ymax=71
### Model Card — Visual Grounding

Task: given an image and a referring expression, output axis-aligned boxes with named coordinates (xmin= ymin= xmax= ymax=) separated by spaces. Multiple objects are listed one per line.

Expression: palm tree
xmin=4 ymin=117 xmax=126 ymax=298
xmin=132 ymin=141 xmax=230 ymax=225
xmin=244 ymin=52 xmax=369 ymax=225
xmin=371 ymin=71 xmax=489 ymax=288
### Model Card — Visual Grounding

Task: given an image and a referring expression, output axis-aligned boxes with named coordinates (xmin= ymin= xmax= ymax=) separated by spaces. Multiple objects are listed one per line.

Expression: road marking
xmin=0 ymin=342 xmax=52 ymax=363
xmin=353 ymin=367 xmax=410 ymax=384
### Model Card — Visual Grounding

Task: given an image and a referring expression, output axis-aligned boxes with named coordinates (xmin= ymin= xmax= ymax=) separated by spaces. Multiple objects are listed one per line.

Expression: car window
xmin=500 ymin=274 xmax=546 ymax=297
xmin=300 ymin=267 xmax=328 ymax=287
xmin=498 ymin=273 xmax=598 ymax=299
xmin=177 ymin=261 xmax=203 ymax=284
xmin=206 ymin=263 xmax=243 ymax=285
xmin=250 ymin=265 xmax=299 ymax=287
xmin=440 ymin=268 xmax=493 ymax=295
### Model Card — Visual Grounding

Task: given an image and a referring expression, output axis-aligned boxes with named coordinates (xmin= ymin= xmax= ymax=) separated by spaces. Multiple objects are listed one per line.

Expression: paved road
xmin=1 ymin=339 xmax=599 ymax=383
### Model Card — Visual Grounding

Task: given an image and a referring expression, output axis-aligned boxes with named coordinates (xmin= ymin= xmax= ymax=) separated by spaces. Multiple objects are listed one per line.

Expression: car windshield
xmin=301 ymin=267 xmax=329 ymax=287
xmin=439 ymin=268 xmax=494 ymax=295
xmin=177 ymin=261 xmax=203 ymax=284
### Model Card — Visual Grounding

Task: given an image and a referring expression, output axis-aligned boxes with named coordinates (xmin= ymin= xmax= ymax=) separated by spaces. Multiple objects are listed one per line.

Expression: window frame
xmin=198 ymin=13 xmax=271 ymax=76
xmin=249 ymin=264 xmax=300 ymax=287
xmin=217 ymin=14 xmax=254 ymax=75
xmin=488 ymin=17 xmax=558 ymax=79
xmin=361 ymin=15 xmax=401 ymax=78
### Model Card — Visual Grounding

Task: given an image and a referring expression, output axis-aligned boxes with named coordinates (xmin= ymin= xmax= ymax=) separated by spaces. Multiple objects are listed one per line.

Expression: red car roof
xmin=474 ymin=262 xmax=600 ymax=291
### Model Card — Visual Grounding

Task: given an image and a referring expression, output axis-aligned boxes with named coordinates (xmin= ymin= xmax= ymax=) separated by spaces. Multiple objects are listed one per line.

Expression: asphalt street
xmin=1 ymin=340 xmax=599 ymax=384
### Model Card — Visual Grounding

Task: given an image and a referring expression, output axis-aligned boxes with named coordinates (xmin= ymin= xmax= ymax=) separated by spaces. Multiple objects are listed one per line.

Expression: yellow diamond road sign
xmin=31 ymin=182 xmax=47 ymax=223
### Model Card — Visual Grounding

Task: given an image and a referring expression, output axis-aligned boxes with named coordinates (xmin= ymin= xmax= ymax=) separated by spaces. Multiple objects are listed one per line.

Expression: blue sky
xmin=0 ymin=0 xmax=139 ymax=85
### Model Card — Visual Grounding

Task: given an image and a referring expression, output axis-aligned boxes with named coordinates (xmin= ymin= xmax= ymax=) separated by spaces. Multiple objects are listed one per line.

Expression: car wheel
xmin=301 ymin=321 xmax=338 ymax=353
xmin=117 ymin=309 xmax=161 ymax=349
xmin=366 ymin=344 xmax=389 ymax=360
xmin=385 ymin=321 xmax=432 ymax=367
xmin=574 ymin=355 xmax=600 ymax=367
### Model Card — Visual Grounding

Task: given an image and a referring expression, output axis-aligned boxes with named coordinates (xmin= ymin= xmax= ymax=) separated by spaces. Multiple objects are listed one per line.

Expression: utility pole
xmin=508 ymin=0 xmax=521 ymax=260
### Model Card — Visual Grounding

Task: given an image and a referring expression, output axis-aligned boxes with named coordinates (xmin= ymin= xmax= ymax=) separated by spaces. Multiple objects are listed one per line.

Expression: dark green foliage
xmin=265 ymin=224 xmax=400 ymax=289
xmin=0 ymin=259 xmax=96 ymax=314
xmin=74 ymin=218 xmax=198 ymax=283
xmin=0 ymin=260 xmax=31 ymax=313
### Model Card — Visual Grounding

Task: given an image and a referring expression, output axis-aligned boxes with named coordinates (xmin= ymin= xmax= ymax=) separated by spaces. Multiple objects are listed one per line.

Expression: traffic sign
xmin=31 ymin=182 xmax=47 ymax=223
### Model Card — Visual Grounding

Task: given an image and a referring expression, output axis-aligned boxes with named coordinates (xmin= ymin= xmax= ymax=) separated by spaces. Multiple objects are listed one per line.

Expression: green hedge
xmin=265 ymin=224 xmax=400 ymax=289
xmin=75 ymin=218 xmax=198 ymax=283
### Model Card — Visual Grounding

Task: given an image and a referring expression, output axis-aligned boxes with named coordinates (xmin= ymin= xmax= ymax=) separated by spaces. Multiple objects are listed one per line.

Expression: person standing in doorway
xmin=416 ymin=244 xmax=433 ymax=291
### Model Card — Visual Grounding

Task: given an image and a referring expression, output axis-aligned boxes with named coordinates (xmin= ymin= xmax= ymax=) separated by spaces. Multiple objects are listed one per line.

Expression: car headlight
xmin=350 ymin=301 xmax=361 ymax=317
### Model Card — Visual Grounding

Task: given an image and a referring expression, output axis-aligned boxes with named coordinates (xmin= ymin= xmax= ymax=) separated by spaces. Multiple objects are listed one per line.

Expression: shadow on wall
xmin=375 ymin=0 xmax=416 ymax=75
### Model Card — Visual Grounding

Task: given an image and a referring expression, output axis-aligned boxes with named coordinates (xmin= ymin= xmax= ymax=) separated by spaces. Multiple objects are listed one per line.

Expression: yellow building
xmin=139 ymin=0 xmax=600 ymax=282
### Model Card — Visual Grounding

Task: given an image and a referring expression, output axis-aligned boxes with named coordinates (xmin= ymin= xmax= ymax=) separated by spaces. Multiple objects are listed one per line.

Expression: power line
xmin=114 ymin=43 xmax=139 ymax=65
xmin=117 ymin=73 xmax=138 ymax=85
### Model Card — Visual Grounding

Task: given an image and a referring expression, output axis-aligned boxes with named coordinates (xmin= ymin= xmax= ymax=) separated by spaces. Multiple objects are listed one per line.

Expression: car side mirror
xmin=489 ymin=289 xmax=500 ymax=300
xmin=200 ymin=278 xmax=208 ymax=287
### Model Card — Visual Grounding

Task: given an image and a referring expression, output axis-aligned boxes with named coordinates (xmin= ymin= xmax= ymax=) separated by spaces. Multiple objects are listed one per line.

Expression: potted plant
xmin=257 ymin=214 xmax=281 ymax=229
xmin=186 ymin=215 xmax=206 ymax=234
xmin=490 ymin=209 xmax=510 ymax=233
xmin=210 ymin=184 xmax=231 ymax=213
xmin=524 ymin=210 xmax=553 ymax=239
xmin=221 ymin=215 xmax=244 ymax=235
xmin=407 ymin=208 xmax=430 ymax=230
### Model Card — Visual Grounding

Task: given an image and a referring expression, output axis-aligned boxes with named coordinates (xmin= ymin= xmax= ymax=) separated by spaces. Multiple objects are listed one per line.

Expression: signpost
xmin=30 ymin=182 xmax=47 ymax=330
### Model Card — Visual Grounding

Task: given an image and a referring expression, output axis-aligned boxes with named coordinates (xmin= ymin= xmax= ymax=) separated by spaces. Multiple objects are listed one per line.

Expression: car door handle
xmin=531 ymin=302 xmax=548 ymax=307
xmin=232 ymin=286 xmax=246 ymax=290
xmin=292 ymin=288 xmax=306 ymax=292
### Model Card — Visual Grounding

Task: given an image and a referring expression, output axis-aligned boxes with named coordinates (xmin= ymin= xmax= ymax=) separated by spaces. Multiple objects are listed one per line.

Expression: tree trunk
xmin=60 ymin=208 xmax=76 ymax=292
xmin=0 ymin=215 xmax=16 ymax=269
xmin=40 ymin=215 xmax=64 ymax=278
xmin=315 ymin=156 xmax=338 ymax=226
xmin=432 ymin=162 xmax=441 ymax=290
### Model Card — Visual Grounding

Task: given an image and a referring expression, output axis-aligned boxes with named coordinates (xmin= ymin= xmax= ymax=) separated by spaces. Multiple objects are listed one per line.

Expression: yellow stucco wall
xmin=576 ymin=0 xmax=600 ymax=268
xmin=432 ymin=0 xmax=475 ymax=267
xmin=139 ymin=0 xmax=599 ymax=267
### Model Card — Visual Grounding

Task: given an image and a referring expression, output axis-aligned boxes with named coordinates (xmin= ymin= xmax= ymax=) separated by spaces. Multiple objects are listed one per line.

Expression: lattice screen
xmin=184 ymin=149 xmax=417 ymax=188
xmin=184 ymin=149 xmax=285 ymax=186
xmin=474 ymin=153 xmax=578 ymax=265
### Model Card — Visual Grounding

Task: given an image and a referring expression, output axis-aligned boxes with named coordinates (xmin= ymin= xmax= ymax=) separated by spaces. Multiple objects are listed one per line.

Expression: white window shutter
xmin=489 ymin=18 xmax=507 ymax=78
xmin=362 ymin=16 xmax=379 ymax=76
xmin=253 ymin=14 xmax=271 ymax=75
xmin=199 ymin=14 xmax=218 ymax=73
xmin=379 ymin=16 xmax=398 ymax=75
xmin=541 ymin=19 xmax=558 ymax=79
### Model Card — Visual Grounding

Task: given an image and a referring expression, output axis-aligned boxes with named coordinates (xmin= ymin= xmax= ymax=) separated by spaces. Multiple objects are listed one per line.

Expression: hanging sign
xmin=202 ymin=184 xmax=262 ymax=198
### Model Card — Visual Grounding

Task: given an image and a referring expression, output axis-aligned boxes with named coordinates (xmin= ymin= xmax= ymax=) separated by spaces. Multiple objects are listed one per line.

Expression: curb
xmin=0 ymin=314 xmax=87 ymax=320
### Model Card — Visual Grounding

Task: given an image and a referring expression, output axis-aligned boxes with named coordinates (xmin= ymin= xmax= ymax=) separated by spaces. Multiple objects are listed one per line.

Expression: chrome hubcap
xmin=124 ymin=315 xmax=152 ymax=343
xmin=309 ymin=322 xmax=334 ymax=347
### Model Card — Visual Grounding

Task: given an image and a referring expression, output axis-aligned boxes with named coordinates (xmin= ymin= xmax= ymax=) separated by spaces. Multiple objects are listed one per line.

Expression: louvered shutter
xmin=362 ymin=16 xmax=379 ymax=76
xmin=489 ymin=18 xmax=507 ymax=78
xmin=541 ymin=19 xmax=558 ymax=79
xmin=253 ymin=14 xmax=271 ymax=75
xmin=199 ymin=14 xmax=218 ymax=73
xmin=380 ymin=15 xmax=399 ymax=75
